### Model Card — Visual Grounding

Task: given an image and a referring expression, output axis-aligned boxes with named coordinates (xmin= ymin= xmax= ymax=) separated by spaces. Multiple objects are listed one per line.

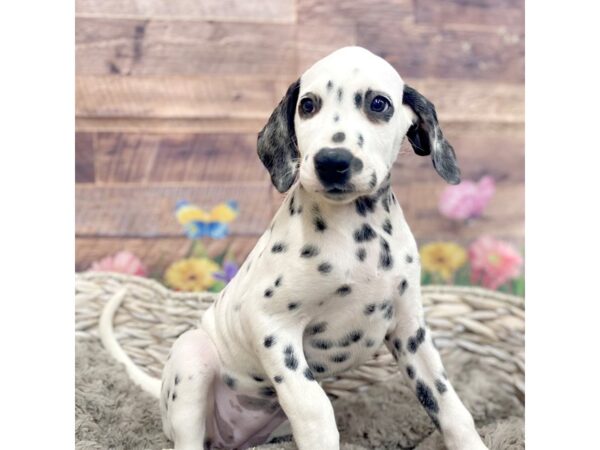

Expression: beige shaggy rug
xmin=75 ymin=337 xmax=524 ymax=449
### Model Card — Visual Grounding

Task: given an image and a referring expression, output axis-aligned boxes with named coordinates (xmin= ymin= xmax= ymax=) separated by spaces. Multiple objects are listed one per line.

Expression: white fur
xmin=102 ymin=46 xmax=488 ymax=450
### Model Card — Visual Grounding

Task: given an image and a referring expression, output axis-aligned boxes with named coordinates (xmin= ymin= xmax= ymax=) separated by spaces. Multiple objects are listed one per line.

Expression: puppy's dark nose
xmin=314 ymin=147 xmax=361 ymax=187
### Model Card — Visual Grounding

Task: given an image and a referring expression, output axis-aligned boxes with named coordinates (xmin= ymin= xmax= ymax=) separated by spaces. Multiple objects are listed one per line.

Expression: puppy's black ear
xmin=403 ymin=85 xmax=461 ymax=185
xmin=257 ymin=79 xmax=301 ymax=193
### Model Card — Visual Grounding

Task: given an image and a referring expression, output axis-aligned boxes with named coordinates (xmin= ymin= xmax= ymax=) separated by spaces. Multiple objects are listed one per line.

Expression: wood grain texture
xmin=76 ymin=75 xmax=292 ymax=119
xmin=92 ymin=132 xmax=268 ymax=183
xmin=414 ymin=0 xmax=524 ymax=28
xmin=76 ymin=132 xmax=95 ymax=183
xmin=76 ymin=183 xmax=274 ymax=237
xmin=76 ymin=236 xmax=259 ymax=273
xmin=357 ymin=23 xmax=524 ymax=82
xmin=76 ymin=18 xmax=297 ymax=76
xmin=394 ymin=122 xmax=524 ymax=183
xmin=76 ymin=117 xmax=267 ymax=134
xmin=76 ymin=0 xmax=295 ymax=23
xmin=297 ymin=0 xmax=413 ymax=26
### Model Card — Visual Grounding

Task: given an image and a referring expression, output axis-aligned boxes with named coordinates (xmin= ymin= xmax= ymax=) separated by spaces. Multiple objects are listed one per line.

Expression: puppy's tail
xmin=99 ymin=288 xmax=161 ymax=399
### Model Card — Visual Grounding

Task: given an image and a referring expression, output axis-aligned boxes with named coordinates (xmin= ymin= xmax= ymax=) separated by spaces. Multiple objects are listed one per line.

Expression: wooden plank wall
xmin=75 ymin=0 xmax=524 ymax=273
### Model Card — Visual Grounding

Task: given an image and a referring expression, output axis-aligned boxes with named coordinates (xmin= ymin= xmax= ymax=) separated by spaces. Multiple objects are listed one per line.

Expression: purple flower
xmin=214 ymin=261 xmax=239 ymax=283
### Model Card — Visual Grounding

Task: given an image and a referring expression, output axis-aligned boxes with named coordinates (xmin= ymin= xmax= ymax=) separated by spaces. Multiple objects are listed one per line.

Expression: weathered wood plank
xmin=414 ymin=0 xmax=524 ymax=28
xmin=76 ymin=117 xmax=267 ymax=134
xmin=76 ymin=0 xmax=295 ymax=23
xmin=75 ymin=132 xmax=95 ymax=183
xmin=75 ymin=236 xmax=259 ymax=273
xmin=76 ymin=183 xmax=274 ymax=237
xmin=357 ymin=23 xmax=524 ymax=82
xmin=76 ymin=18 xmax=297 ymax=76
xmin=93 ymin=132 xmax=268 ymax=183
xmin=297 ymin=0 xmax=413 ymax=26
xmin=399 ymin=182 xmax=524 ymax=242
xmin=76 ymin=75 xmax=523 ymax=124
xmin=76 ymin=75 xmax=291 ymax=118
xmin=393 ymin=122 xmax=524 ymax=183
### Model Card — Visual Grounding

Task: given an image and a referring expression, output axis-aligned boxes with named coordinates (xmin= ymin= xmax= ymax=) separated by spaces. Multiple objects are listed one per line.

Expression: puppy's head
xmin=257 ymin=46 xmax=460 ymax=201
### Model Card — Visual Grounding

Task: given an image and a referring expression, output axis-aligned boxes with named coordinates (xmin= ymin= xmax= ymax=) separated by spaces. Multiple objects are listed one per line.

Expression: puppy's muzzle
xmin=314 ymin=147 xmax=363 ymax=192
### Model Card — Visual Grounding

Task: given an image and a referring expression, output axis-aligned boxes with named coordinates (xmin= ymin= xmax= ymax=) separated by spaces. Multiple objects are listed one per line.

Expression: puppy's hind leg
xmin=161 ymin=328 xmax=219 ymax=450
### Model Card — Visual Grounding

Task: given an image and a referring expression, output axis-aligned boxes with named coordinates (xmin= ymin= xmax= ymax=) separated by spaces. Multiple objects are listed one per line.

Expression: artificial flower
xmin=420 ymin=242 xmax=468 ymax=281
xmin=164 ymin=258 xmax=220 ymax=292
xmin=213 ymin=261 xmax=239 ymax=284
xmin=175 ymin=200 xmax=239 ymax=239
xmin=90 ymin=251 xmax=147 ymax=276
xmin=469 ymin=236 xmax=523 ymax=290
xmin=438 ymin=175 xmax=495 ymax=221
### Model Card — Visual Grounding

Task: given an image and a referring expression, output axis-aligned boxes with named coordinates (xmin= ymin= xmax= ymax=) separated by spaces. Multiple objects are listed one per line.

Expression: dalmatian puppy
xmin=121 ymin=46 xmax=488 ymax=450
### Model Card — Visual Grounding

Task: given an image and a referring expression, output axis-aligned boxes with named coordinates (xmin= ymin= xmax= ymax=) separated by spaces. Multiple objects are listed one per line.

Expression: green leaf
xmin=208 ymin=281 xmax=226 ymax=292
xmin=189 ymin=240 xmax=208 ymax=259
xmin=421 ymin=271 xmax=432 ymax=285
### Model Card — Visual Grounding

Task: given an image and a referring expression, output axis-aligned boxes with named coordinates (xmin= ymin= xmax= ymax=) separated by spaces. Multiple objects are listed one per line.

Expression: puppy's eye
xmin=300 ymin=98 xmax=315 ymax=114
xmin=370 ymin=96 xmax=390 ymax=113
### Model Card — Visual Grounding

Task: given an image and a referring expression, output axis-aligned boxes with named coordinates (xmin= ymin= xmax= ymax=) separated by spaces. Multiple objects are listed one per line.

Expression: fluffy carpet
xmin=76 ymin=337 xmax=524 ymax=449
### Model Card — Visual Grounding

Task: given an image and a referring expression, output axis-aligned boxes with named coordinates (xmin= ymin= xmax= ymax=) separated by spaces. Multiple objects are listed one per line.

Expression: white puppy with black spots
xmin=103 ymin=46 xmax=488 ymax=450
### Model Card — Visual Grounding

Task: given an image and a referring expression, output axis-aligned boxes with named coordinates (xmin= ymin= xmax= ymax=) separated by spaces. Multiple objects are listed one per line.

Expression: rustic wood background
xmin=75 ymin=0 xmax=524 ymax=273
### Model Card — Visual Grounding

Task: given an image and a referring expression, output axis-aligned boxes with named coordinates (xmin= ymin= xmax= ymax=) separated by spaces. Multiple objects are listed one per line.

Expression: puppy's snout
xmin=314 ymin=147 xmax=363 ymax=187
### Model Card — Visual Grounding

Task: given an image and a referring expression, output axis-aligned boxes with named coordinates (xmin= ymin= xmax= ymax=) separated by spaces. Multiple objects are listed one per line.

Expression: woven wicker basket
xmin=75 ymin=271 xmax=524 ymax=403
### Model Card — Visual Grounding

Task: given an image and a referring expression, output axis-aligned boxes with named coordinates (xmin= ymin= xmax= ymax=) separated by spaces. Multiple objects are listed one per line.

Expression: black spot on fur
xmin=407 ymin=328 xmax=426 ymax=353
xmin=264 ymin=335 xmax=275 ymax=348
xmin=364 ymin=303 xmax=376 ymax=315
xmin=326 ymin=80 xmax=333 ymax=91
xmin=274 ymin=375 xmax=283 ymax=384
xmin=369 ymin=171 xmax=377 ymax=189
xmin=264 ymin=288 xmax=274 ymax=298
xmin=406 ymin=254 xmax=414 ymax=263
xmin=356 ymin=247 xmax=367 ymax=261
xmin=378 ymin=237 xmax=393 ymax=270
xmin=416 ymin=380 xmax=439 ymax=413
xmin=289 ymin=194 xmax=296 ymax=215
xmin=307 ymin=321 xmax=327 ymax=335
xmin=358 ymin=133 xmax=364 ymax=148
xmin=174 ymin=374 xmax=180 ymax=385
xmin=318 ymin=262 xmax=333 ymax=274
xmin=349 ymin=330 xmax=364 ymax=342
xmin=288 ymin=302 xmax=300 ymax=310
xmin=337 ymin=87 xmax=343 ymax=102
xmin=274 ymin=276 xmax=283 ymax=287
xmin=354 ymin=223 xmax=377 ymax=242
xmin=382 ymin=192 xmax=391 ymax=213
xmin=334 ymin=113 xmax=340 ymax=122
xmin=313 ymin=205 xmax=328 ymax=232
xmin=330 ymin=352 xmax=350 ymax=363
xmin=172 ymin=391 xmax=177 ymax=401
xmin=259 ymin=386 xmax=277 ymax=397
xmin=283 ymin=345 xmax=298 ymax=370
xmin=435 ymin=379 xmax=447 ymax=394
xmin=332 ymin=131 xmax=345 ymax=143
xmin=355 ymin=195 xmax=376 ymax=216
xmin=354 ymin=92 xmax=363 ymax=109
xmin=304 ymin=367 xmax=316 ymax=381
xmin=300 ymin=244 xmax=319 ymax=258
xmin=365 ymin=338 xmax=375 ymax=347
xmin=393 ymin=338 xmax=402 ymax=352
xmin=336 ymin=285 xmax=352 ymax=296
xmin=382 ymin=218 xmax=393 ymax=235
xmin=383 ymin=303 xmax=394 ymax=320
xmin=223 ymin=374 xmax=236 ymax=389
xmin=310 ymin=362 xmax=328 ymax=373
xmin=251 ymin=374 xmax=265 ymax=383
xmin=398 ymin=279 xmax=408 ymax=295
xmin=311 ymin=338 xmax=333 ymax=350
xmin=271 ymin=242 xmax=287 ymax=253
xmin=407 ymin=365 xmax=415 ymax=379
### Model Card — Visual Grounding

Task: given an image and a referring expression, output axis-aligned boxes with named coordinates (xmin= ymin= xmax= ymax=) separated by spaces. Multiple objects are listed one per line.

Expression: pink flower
xmin=90 ymin=251 xmax=147 ymax=277
xmin=439 ymin=175 xmax=496 ymax=221
xmin=469 ymin=236 xmax=523 ymax=290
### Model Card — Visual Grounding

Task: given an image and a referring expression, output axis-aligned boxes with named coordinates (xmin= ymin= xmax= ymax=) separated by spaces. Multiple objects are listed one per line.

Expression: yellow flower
xmin=164 ymin=258 xmax=220 ymax=292
xmin=420 ymin=242 xmax=467 ymax=281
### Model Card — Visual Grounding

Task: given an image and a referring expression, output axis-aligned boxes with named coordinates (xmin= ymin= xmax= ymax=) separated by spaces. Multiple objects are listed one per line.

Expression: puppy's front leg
xmin=386 ymin=280 xmax=488 ymax=450
xmin=253 ymin=317 xmax=339 ymax=450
